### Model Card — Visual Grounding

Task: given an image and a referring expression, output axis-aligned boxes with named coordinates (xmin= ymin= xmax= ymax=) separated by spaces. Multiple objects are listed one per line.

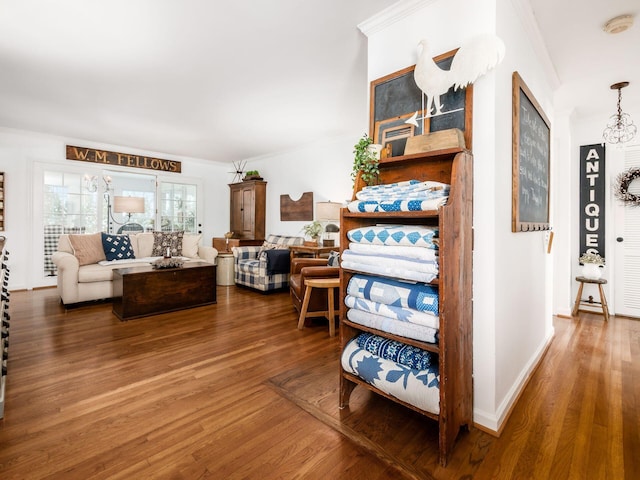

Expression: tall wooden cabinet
xmin=229 ymin=180 xmax=266 ymax=240
xmin=339 ymin=148 xmax=473 ymax=466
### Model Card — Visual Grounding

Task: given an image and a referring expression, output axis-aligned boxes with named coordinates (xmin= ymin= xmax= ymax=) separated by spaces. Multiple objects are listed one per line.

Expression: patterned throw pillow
xmin=101 ymin=233 xmax=135 ymax=261
xmin=257 ymin=241 xmax=281 ymax=258
xmin=151 ymin=231 xmax=184 ymax=257
xmin=69 ymin=232 xmax=106 ymax=266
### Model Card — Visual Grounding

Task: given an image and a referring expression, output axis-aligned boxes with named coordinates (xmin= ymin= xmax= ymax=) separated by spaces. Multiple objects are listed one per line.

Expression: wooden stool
xmin=297 ymin=277 xmax=340 ymax=336
xmin=572 ymin=276 xmax=609 ymax=322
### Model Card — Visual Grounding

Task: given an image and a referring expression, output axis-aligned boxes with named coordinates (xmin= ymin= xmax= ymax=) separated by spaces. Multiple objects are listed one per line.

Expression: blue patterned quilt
xmin=349 ymin=180 xmax=450 ymax=213
xmin=347 ymin=225 xmax=438 ymax=249
xmin=342 ymin=336 xmax=440 ymax=414
xmin=345 ymin=295 xmax=438 ymax=329
xmin=347 ymin=274 xmax=439 ymax=315
xmin=355 ymin=332 xmax=434 ymax=370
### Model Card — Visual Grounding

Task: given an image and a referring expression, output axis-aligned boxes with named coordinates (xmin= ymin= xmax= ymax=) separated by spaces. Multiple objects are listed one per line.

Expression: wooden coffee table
xmin=112 ymin=261 xmax=216 ymax=320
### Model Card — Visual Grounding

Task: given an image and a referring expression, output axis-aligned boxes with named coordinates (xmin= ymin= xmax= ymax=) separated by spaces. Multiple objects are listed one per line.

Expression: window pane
xmin=43 ymin=172 xmax=98 ymax=276
xmin=159 ymin=182 xmax=198 ymax=233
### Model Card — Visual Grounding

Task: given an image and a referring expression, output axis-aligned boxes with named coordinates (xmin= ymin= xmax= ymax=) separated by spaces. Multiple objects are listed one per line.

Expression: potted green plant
xmin=579 ymin=252 xmax=604 ymax=279
xmin=302 ymin=220 xmax=323 ymax=244
xmin=243 ymin=170 xmax=263 ymax=181
xmin=351 ymin=133 xmax=380 ymax=186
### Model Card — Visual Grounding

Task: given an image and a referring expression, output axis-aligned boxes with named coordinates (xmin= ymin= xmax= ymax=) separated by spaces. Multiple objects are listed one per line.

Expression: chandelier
xmin=603 ymin=81 xmax=637 ymax=145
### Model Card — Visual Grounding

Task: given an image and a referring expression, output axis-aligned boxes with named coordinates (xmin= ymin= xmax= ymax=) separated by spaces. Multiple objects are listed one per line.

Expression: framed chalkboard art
xmin=512 ymin=71 xmax=551 ymax=232
xmin=369 ymin=48 xmax=473 ymax=155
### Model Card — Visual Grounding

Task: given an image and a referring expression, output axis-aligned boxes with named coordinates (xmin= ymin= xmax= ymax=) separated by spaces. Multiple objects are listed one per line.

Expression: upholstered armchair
xmin=232 ymin=234 xmax=304 ymax=292
xmin=289 ymin=257 xmax=340 ymax=324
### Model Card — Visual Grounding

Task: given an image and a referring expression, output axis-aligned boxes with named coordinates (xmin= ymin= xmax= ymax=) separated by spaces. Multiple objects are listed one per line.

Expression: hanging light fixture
xmin=603 ymin=81 xmax=637 ymax=145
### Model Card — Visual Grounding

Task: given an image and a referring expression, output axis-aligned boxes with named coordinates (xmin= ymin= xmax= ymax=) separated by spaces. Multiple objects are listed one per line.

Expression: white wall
xmin=245 ymin=134 xmax=360 ymax=239
xmin=0 ymin=127 xmax=230 ymax=290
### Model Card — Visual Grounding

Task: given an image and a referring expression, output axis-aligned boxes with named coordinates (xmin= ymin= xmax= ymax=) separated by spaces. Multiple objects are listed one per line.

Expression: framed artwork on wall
xmin=511 ymin=71 xmax=551 ymax=232
xmin=369 ymin=48 xmax=473 ymax=156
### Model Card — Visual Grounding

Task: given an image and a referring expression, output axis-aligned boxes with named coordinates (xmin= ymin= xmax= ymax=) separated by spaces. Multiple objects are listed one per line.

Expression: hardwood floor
xmin=0 ymin=286 xmax=638 ymax=479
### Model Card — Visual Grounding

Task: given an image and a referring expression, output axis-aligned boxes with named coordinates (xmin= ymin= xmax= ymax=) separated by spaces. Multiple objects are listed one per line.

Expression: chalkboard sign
xmin=370 ymin=48 xmax=473 ymax=153
xmin=512 ymin=71 xmax=551 ymax=232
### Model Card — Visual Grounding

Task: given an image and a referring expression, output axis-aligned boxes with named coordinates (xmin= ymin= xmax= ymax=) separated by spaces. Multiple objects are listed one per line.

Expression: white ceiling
xmin=0 ymin=0 xmax=638 ymax=163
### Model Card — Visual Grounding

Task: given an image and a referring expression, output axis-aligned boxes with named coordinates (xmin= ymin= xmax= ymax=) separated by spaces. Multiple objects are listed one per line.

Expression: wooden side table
xmin=572 ymin=276 xmax=609 ymax=321
xmin=297 ymin=277 xmax=340 ymax=337
xmin=212 ymin=237 xmax=264 ymax=254
xmin=289 ymin=245 xmax=335 ymax=262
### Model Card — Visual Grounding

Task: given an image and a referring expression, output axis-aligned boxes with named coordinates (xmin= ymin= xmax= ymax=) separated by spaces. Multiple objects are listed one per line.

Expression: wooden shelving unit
xmin=338 ymin=148 xmax=473 ymax=466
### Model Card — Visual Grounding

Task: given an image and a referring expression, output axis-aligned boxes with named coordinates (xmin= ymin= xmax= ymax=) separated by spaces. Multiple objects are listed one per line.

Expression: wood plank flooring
xmin=0 ymin=286 xmax=638 ymax=479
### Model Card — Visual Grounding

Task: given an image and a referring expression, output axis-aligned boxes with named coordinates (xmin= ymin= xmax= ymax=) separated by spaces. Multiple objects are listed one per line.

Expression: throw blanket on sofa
xmin=347 ymin=308 xmax=438 ymax=344
xmin=342 ymin=336 xmax=440 ymax=414
xmin=265 ymin=249 xmax=291 ymax=275
xmin=355 ymin=332 xmax=435 ymax=370
xmin=347 ymin=274 xmax=439 ymax=315
xmin=347 ymin=225 xmax=439 ymax=249
xmin=345 ymin=295 xmax=439 ymax=329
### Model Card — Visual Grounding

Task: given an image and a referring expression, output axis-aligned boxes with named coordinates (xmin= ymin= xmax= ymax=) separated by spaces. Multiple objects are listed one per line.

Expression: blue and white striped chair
xmin=233 ymin=234 xmax=304 ymax=292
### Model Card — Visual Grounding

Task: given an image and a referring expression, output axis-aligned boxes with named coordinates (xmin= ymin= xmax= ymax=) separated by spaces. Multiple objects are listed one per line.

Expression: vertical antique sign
xmin=579 ymin=144 xmax=605 ymax=260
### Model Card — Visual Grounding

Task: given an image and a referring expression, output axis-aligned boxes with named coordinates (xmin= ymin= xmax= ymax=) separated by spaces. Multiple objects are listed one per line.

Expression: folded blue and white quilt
xmin=347 ymin=308 xmax=438 ymax=344
xmin=347 ymin=198 xmax=448 ymax=213
xmin=347 ymin=274 xmax=439 ymax=315
xmin=347 ymin=225 xmax=438 ymax=249
xmin=348 ymin=243 xmax=438 ymax=261
xmin=355 ymin=180 xmax=450 ymax=200
xmin=355 ymin=332 xmax=435 ymax=370
xmin=341 ymin=250 xmax=438 ymax=283
xmin=345 ymin=295 xmax=439 ymax=329
xmin=342 ymin=336 xmax=440 ymax=414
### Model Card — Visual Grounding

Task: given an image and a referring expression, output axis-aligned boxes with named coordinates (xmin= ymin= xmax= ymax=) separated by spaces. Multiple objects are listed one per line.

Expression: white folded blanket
xmin=347 ymin=308 xmax=438 ymax=344
xmin=348 ymin=243 xmax=438 ymax=261
xmin=345 ymin=295 xmax=439 ymax=329
xmin=341 ymin=249 xmax=438 ymax=283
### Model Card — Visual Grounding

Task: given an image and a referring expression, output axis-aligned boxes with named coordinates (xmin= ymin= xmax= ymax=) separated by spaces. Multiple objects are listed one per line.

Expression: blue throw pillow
xmin=328 ymin=250 xmax=340 ymax=267
xmin=101 ymin=233 xmax=135 ymax=261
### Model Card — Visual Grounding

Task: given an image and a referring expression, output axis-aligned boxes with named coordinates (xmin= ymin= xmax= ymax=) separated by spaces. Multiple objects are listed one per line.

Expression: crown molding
xmin=358 ymin=0 xmax=436 ymax=37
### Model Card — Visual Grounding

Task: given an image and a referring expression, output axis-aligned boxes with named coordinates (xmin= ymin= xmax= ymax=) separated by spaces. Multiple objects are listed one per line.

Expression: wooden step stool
xmin=572 ymin=276 xmax=609 ymax=321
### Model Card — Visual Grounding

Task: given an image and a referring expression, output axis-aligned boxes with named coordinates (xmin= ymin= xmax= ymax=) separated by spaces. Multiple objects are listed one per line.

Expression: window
xmin=43 ymin=171 xmax=98 ymax=275
xmin=42 ymin=168 xmax=202 ymax=277
xmin=159 ymin=182 xmax=198 ymax=233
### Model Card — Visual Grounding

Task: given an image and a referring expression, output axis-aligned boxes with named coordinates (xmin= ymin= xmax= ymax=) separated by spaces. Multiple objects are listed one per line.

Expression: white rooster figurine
xmin=408 ymin=34 xmax=505 ymax=127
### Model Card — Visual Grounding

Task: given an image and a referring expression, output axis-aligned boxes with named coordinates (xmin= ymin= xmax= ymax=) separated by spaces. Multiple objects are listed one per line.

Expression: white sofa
xmin=51 ymin=232 xmax=218 ymax=305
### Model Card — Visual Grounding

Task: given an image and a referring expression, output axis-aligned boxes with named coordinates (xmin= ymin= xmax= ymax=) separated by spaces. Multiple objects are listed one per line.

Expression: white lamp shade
xmin=113 ymin=196 xmax=145 ymax=214
xmin=316 ymin=201 xmax=341 ymax=221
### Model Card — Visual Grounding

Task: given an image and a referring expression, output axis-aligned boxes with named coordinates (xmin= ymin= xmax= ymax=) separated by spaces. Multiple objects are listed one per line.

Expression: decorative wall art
xmin=512 ymin=71 xmax=551 ymax=232
xmin=370 ymin=50 xmax=473 ymax=156
xmin=280 ymin=192 xmax=314 ymax=221
xmin=579 ymin=144 xmax=606 ymax=260
xmin=66 ymin=145 xmax=181 ymax=173
xmin=370 ymin=35 xmax=505 ymax=157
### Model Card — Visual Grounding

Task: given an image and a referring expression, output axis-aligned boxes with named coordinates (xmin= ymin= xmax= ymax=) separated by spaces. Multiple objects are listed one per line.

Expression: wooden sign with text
xmin=66 ymin=145 xmax=181 ymax=173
